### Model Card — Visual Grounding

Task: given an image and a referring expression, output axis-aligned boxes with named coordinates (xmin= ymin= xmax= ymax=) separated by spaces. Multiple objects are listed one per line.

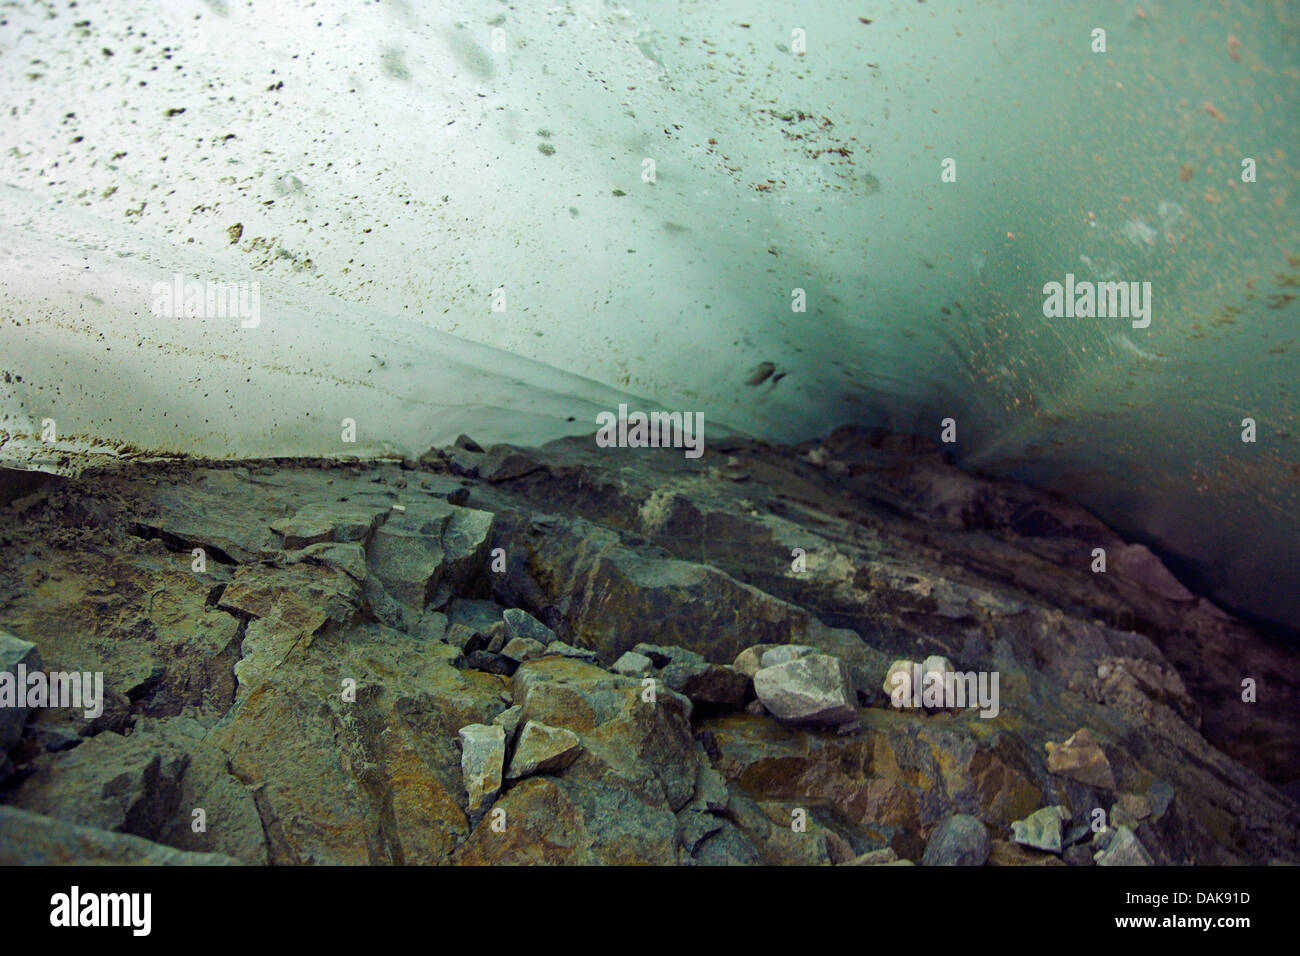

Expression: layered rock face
xmin=0 ymin=426 xmax=1296 ymax=865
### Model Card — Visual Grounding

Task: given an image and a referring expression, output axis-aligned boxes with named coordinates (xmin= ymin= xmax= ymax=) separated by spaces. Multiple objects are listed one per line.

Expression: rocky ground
xmin=0 ymin=425 xmax=1297 ymax=865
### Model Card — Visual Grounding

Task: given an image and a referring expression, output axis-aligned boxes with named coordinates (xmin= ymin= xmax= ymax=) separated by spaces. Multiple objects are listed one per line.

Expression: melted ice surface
xmin=1 ymin=1 xmax=1297 ymax=628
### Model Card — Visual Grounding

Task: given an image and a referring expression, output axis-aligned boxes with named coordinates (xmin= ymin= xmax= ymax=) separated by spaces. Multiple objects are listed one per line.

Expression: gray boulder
xmin=501 ymin=637 xmax=547 ymax=665
xmin=503 ymin=608 xmax=557 ymax=646
xmin=458 ymin=723 xmax=506 ymax=821
xmin=367 ymin=502 xmax=494 ymax=612
xmin=921 ymin=813 xmax=990 ymax=866
xmin=753 ymin=654 xmax=856 ymax=725
xmin=612 ymin=651 xmax=654 ymax=676
xmin=366 ymin=523 xmax=445 ymax=608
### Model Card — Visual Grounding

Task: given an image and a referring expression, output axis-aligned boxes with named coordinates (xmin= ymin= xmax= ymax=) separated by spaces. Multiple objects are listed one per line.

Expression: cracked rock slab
xmin=506 ymin=720 xmax=583 ymax=779
xmin=458 ymin=723 xmax=506 ymax=820
xmin=0 ymin=805 xmax=241 ymax=865
xmin=921 ymin=813 xmax=991 ymax=867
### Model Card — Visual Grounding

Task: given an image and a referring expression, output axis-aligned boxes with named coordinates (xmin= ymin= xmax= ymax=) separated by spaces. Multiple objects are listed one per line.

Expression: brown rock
xmin=988 ymin=838 xmax=1068 ymax=866
xmin=506 ymin=720 xmax=583 ymax=778
xmin=1046 ymin=728 xmax=1116 ymax=790
xmin=734 ymin=644 xmax=783 ymax=678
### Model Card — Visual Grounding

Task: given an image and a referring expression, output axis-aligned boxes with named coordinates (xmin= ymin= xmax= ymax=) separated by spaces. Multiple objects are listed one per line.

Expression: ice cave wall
xmin=0 ymin=0 xmax=1297 ymax=629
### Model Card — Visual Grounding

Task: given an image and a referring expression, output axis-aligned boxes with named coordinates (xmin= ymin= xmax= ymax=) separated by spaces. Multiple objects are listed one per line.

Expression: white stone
xmin=753 ymin=654 xmax=856 ymax=726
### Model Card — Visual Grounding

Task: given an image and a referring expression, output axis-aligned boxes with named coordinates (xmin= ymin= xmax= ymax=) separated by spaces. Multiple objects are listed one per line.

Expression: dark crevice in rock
xmin=128 ymin=523 xmax=240 ymax=566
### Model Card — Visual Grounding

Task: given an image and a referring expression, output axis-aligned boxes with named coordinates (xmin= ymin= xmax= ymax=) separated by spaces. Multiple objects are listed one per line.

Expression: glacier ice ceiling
xmin=0 ymin=0 xmax=1297 ymax=632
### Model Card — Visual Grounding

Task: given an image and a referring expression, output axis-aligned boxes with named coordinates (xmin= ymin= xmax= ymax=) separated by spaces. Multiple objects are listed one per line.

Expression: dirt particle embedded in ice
xmin=745 ymin=362 xmax=776 ymax=386
xmin=380 ymin=48 xmax=411 ymax=81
